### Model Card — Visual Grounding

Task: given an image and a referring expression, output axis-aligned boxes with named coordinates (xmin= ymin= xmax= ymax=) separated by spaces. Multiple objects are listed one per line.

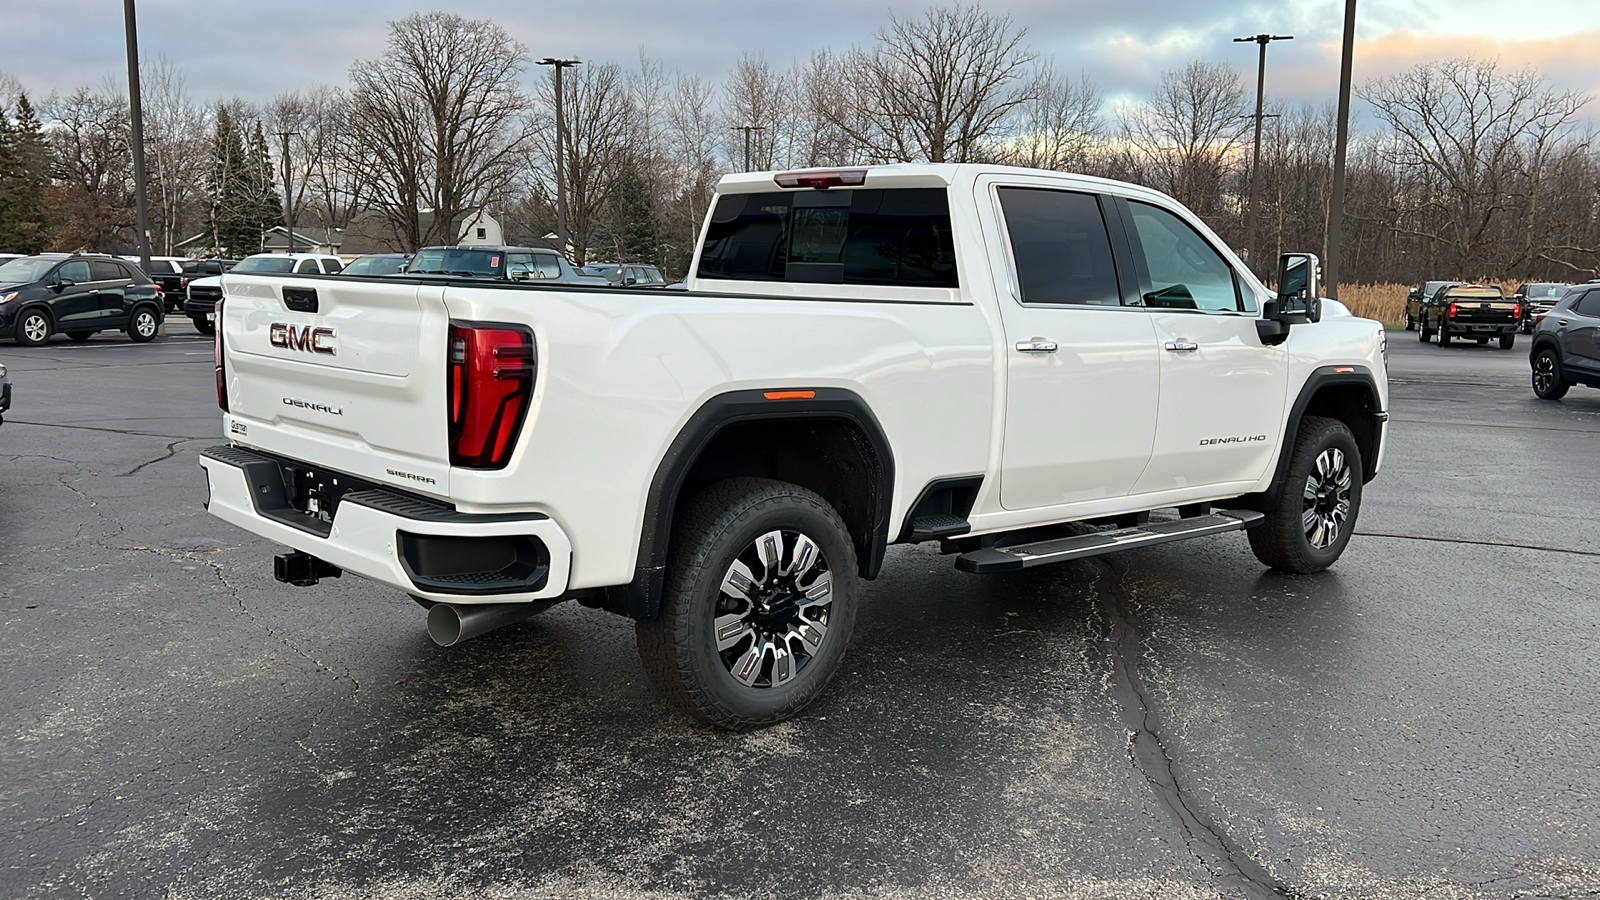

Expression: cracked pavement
xmin=2 ymin=324 xmax=1598 ymax=899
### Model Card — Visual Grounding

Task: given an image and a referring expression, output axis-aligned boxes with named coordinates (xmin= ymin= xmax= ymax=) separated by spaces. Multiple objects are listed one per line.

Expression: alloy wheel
xmin=1534 ymin=353 xmax=1557 ymax=394
xmin=1302 ymin=448 xmax=1353 ymax=550
xmin=23 ymin=314 xmax=49 ymax=343
xmin=134 ymin=311 xmax=157 ymax=338
xmin=714 ymin=529 xmax=834 ymax=689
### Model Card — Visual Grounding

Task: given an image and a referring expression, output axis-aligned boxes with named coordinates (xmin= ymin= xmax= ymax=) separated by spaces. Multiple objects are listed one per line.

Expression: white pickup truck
xmin=199 ymin=164 xmax=1388 ymax=729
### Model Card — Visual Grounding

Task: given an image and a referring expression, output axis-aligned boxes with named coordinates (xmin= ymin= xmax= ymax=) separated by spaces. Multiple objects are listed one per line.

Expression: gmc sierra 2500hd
xmin=199 ymin=164 xmax=1388 ymax=730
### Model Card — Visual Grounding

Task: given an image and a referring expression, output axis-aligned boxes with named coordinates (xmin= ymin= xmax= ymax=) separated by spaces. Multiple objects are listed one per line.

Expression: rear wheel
xmin=1532 ymin=348 xmax=1569 ymax=400
xmin=1499 ymin=333 xmax=1515 ymax=350
xmin=1249 ymin=416 xmax=1363 ymax=574
xmin=1418 ymin=314 xmax=1431 ymax=342
xmin=191 ymin=317 xmax=215 ymax=336
xmin=1404 ymin=311 xmax=1415 ymax=331
xmin=637 ymin=477 xmax=858 ymax=730
xmin=127 ymin=306 xmax=159 ymax=343
xmin=15 ymin=309 xmax=51 ymax=346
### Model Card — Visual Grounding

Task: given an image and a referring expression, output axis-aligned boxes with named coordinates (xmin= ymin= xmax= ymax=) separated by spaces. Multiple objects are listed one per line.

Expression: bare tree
xmin=813 ymin=3 xmax=1037 ymax=163
xmin=269 ymin=85 xmax=367 ymax=244
xmin=994 ymin=63 xmax=1102 ymax=171
xmin=1119 ymin=60 xmax=1249 ymax=221
xmin=722 ymin=51 xmax=792 ymax=170
xmin=348 ymin=12 xmax=532 ymax=249
xmin=41 ymin=86 xmax=134 ymax=250
xmin=140 ymin=56 xmax=209 ymax=253
xmin=661 ymin=72 xmax=723 ymax=275
xmin=530 ymin=62 xmax=631 ymax=265
xmin=1361 ymin=57 xmax=1592 ymax=277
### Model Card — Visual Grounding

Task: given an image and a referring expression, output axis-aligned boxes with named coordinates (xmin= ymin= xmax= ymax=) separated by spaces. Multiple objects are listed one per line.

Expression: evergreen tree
xmin=244 ymin=120 xmax=282 ymax=251
xmin=205 ymin=106 xmax=254 ymax=255
xmin=0 ymin=93 xmax=53 ymax=253
xmin=610 ymin=162 xmax=659 ymax=265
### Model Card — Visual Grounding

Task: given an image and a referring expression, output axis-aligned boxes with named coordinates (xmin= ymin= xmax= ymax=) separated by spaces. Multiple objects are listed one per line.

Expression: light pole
xmin=537 ymin=57 xmax=581 ymax=254
xmin=122 ymin=0 xmax=152 ymax=273
xmin=1234 ymin=32 xmax=1292 ymax=274
xmin=274 ymin=130 xmax=299 ymax=254
xmin=1325 ymin=0 xmax=1357 ymax=302
xmin=735 ymin=125 xmax=765 ymax=171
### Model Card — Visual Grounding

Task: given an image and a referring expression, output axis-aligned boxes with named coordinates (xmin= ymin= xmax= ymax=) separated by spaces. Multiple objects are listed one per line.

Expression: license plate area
xmin=279 ymin=461 xmax=366 ymax=525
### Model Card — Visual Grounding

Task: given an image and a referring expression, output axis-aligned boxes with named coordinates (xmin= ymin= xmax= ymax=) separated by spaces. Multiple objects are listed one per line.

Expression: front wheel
xmin=637 ymin=477 xmax=859 ymax=730
xmin=1499 ymin=333 xmax=1515 ymax=350
xmin=1248 ymin=416 xmax=1363 ymax=574
xmin=127 ymin=307 xmax=159 ymax=343
xmin=15 ymin=309 xmax=52 ymax=346
xmin=1437 ymin=323 xmax=1452 ymax=347
xmin=1418 ymin=315 xmax=1431 ymax=342
xmin=1532 ymin=348 xmax=1570 ymax=400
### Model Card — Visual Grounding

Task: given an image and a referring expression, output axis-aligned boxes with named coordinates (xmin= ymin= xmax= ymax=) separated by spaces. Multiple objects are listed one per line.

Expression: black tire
xmin=1248 ymin=416 xmax=1363 ymax=575
xmin=191 ymin=317 xmax=215 ymax=336
xmin=1418 ymin=314 xmax=1430 ymax=342
xmin=15 ymin=308 xmax=52 ymax=346
xmin=1404 ymin=312 xmax=1415 ymax=331
xmin=127 ymin=306 xmax=160 ymax=343
xmin=637 ymin=477 xmax=859 ymax=730
xmin=1531 ymin=348 xmax=1569 ymax=400
xmin=1499 ymin=333 xmax=1515 ymax=350
xmin=68 ymin=331 xmax=95 ymax=343
xmin=1437 ymin=323 xmax=1452 ymax=347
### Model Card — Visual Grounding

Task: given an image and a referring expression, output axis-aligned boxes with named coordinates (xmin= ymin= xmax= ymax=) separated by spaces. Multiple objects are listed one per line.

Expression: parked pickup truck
xmin=1417 ymin=283 xmax=1522 ymax=349
xmin=198 ymin=164 xmax=1389 ymax=730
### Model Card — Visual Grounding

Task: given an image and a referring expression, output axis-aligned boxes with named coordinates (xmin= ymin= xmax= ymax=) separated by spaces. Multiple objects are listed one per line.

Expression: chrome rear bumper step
xmin=956 ymin=510 xmax=1265 ymax=574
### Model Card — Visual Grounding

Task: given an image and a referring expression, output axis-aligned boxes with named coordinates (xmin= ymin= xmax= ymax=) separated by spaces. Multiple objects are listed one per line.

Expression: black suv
xmin=0 ymin=254 xmax=164 ymax=346
xmin=1529 ymin=285 xmax=1600 ymax=400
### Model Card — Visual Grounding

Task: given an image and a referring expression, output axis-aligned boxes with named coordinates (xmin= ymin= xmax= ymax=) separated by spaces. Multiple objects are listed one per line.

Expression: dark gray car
xmin=1529 ymin=285 xmax=1600 ymax=400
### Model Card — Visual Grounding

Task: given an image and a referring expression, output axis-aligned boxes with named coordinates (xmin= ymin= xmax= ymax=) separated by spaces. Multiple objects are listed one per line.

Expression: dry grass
xmin=1336 ymin=283 xmax=1409 ymax=326
xmin=1335 ymin=280 xmax=1519 ymax=327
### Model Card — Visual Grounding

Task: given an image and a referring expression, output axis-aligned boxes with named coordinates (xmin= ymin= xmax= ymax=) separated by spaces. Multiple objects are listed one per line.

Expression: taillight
xmin=773 ymin=168 xmax=867 ymax=189
xmin=447 ymin=323 xmax=536 ymax=469
xmin=181 ymin=276 xmax=190 ymax=289
xmin=214 ymin=299 xmax=227 ymax=412
xmin=1512 ymin=303 xmax=1522 ymax=319
xmin=1447 ymin=302 xmax=1458 ymax=318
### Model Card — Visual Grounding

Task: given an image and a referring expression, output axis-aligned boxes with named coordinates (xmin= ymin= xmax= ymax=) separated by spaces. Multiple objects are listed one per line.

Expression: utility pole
xmin=537 ymin=57 xmax=581 ymax=255
xmin=1325 ymin=1 xmax=1357 ymax=302
xmin=122 ymin=0 xmax=152 ymax=274
xmin=735 ymin=125 xmax=765 ymax=171
xmin=1234 ymin=32 xmax=1292 ymax=275
xmin=274 ymin=130 xmax=299 ymax=254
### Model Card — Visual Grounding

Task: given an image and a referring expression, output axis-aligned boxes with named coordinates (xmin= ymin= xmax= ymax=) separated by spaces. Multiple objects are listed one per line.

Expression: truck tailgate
xmin=220 ymin=275 xmax=454 ymax=497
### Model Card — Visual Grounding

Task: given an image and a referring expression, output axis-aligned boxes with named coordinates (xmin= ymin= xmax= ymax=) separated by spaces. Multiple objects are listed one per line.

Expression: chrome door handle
xmin=1557 ymin=320 xmax=1569 ymax=327
xmin=1015 ymin=340 xmax=1058 ymax=353
xmin=1164 ymin=340 xmax=1199 ymax=352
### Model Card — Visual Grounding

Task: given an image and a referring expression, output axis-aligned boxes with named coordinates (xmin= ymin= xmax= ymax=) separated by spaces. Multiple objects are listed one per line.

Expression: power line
xmin=1233 ymin=32 xmax=1293 ymax=274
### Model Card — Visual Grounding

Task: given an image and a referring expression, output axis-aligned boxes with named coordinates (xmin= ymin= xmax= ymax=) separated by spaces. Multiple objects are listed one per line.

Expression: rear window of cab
xmin=697 ymin=188 xmax=958 ymax=288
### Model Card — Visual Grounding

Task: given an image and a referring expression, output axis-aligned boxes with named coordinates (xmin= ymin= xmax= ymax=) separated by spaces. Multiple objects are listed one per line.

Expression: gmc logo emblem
xmin=269 ymin=323 xmax=336 ymax=355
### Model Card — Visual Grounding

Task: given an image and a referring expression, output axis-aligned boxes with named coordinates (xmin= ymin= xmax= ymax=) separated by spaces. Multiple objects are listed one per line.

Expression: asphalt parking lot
xmin=3 ymin=319 xmax=1598 ymax=899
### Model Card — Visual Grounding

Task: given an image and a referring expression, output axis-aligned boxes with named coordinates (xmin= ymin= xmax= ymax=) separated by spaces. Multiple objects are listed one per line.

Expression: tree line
xmin=1 ymin=4 xmax=1596 ymax=284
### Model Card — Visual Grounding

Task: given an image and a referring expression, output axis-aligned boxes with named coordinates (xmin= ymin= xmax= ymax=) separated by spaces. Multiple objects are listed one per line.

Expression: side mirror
xmin=1275 ymin=252 xmax=1321 ymax=324
xmin=624 ymin=276 xmax=638 ymax=286
xmin=52 ymin=278 xmax=75 ymax=291
xmin=507 ymin=264 xmax=530 ymax=282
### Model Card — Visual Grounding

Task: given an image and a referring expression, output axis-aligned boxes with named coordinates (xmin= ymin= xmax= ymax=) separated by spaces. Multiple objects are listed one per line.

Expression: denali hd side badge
xmin=1200 ymin=434 xmax=1268 ymax=446
xmin=270 ymin=322 xmax=336 ymax=355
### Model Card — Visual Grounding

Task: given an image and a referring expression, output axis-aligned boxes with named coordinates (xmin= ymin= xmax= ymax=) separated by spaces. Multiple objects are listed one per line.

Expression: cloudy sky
xmin=2 ymin=0 xmax=1599 ymax=118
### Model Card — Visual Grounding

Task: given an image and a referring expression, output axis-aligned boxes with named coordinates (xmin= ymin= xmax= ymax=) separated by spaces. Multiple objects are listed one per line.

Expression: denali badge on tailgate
xmin=269 ymin=322 xmax=336 ymax=355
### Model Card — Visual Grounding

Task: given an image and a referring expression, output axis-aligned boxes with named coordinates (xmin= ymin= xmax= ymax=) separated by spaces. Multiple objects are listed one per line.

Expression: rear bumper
xmin=200 ymin=445 xmax=572 ymax=605
xmin=1440 ymin=319 xmax=1517 ymax=335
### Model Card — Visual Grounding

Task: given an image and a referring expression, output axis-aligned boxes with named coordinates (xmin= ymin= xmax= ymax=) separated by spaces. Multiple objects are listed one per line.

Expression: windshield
xmin=1523 ymin=283 xmax=1570 ymax=299
xmin=0 ymin=258 xmax=59 ymax=283
xmin=232 ymin=256 xmax=298 ymax=274
xmin=344 ymin=256 xmax=408 ymax=276
xmin=408 ymin=247 xmax=504 ymax=276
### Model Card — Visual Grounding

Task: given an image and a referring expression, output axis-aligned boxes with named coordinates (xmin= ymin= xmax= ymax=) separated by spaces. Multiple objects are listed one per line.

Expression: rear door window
xmin=1575 ymin=291 xmax=1600 ymax=317
xmin=90 ymin=260 xmax=127 ymax=282
xmin=996 ymin=187 xmax=1122 ymax=306
xmin=295 ymin=258 xmax=320 ymax=274
xmin=697 ymin=188 xmax=958 ymax=288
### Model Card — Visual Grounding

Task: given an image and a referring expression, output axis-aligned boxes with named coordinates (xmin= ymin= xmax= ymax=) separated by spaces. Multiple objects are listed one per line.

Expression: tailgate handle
xmin=283 ymin=287 xmax=319 ymax=313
